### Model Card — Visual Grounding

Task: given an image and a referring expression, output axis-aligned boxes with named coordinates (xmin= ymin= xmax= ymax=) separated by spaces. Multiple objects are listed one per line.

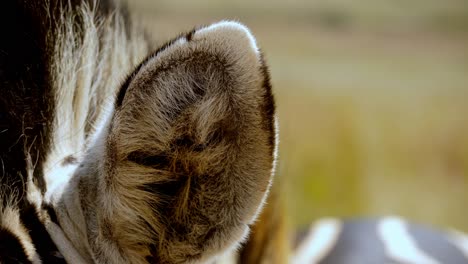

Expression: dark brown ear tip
xmin=114 ymin=32 xmax=182 ymax=109
xmin=115 ymin=65 xmax=144 ymax=108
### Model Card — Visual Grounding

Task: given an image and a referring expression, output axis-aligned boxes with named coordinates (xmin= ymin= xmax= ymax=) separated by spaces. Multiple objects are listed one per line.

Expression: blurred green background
xmin=129 ymin=0 xmax=468 ymax=232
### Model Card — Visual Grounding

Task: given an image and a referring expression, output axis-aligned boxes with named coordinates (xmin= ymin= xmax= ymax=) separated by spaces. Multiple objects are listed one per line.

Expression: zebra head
xmin=0 ymin=1 xmax=277 ymax=263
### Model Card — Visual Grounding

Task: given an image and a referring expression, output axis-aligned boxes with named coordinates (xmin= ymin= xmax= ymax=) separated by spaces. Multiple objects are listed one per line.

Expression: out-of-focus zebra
xmin=0 ymin=0 xmax=277 ymax=263
xmin=292 ymin=216 xmax=468 ymax=264
xmin=232 ymin=186 xmax=468 ymax=264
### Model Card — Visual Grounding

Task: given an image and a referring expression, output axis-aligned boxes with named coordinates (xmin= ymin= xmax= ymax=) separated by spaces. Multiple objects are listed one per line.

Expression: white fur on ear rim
xmin=149 ymin=21 xmax=262 ymax=75
xmin=195 ymin=21 xmax=260 ymax=55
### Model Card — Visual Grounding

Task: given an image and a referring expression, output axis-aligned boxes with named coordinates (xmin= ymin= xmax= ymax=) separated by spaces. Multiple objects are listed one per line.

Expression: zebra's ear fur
xmin=101 ymin=21 xmax=276 ymax=262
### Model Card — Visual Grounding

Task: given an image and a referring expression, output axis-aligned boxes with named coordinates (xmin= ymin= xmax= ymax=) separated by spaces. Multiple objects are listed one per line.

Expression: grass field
xmin=130 ymin=0 xmax=468 ymax=232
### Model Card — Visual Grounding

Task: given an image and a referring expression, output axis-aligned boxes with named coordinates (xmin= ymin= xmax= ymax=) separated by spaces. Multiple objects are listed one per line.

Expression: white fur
xmin=43 ymin=2 xmax=147 ymax=204
xmin=1 ymin=205 xmax=42 ymax=264
xmin=44 ymin=221 xmax=88 ymax=264
xmin=40 ymin=2 xmax=148 ymax=262
xmin=196 ymin=21 xmax=260 ymax=55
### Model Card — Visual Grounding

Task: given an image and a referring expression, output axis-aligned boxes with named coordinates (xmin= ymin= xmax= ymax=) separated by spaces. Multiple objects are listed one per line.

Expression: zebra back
xmin=293 ymin=216 xmax=468 ymax=264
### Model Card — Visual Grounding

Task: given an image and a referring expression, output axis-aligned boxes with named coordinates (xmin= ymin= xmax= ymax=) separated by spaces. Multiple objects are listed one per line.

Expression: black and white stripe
xmin=293 ymin=216 xmax=468 ymax=264
xmin=0 ymin=0 xmax=141 ymax=262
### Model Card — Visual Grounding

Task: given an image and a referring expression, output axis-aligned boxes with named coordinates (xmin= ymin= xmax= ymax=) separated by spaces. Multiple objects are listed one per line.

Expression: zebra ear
xmin=104 ymin=21 xmax=277 ymax=262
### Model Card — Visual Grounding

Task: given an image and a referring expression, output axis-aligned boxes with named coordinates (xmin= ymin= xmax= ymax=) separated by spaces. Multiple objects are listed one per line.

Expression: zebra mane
xmin=43 ymin=1 xmax=149 ymax=203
